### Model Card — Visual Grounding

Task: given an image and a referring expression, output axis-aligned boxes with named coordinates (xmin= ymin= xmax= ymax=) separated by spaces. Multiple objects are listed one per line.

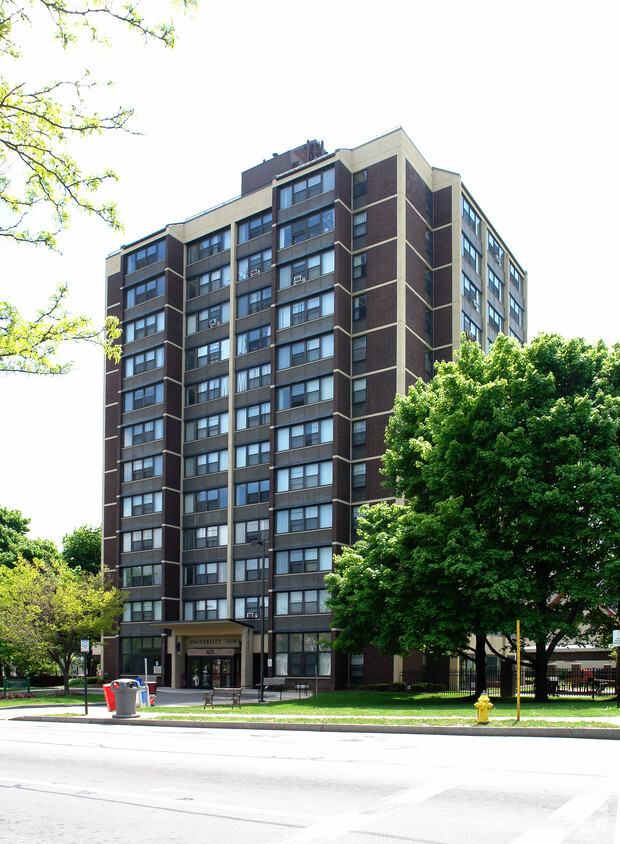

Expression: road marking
xmin=284 ymin=780 xmax=455 ymax=843
xmin=510 ymin=792 xmax=611 ymax=844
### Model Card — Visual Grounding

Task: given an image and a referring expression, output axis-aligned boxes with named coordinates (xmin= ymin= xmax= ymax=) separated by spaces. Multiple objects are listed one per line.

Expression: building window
xmin=125 ymin=275 xmax=165 ymax=309
xmin=183 ymin=599 xmax=228 ymax=621
xmin=425 ymin=229 xmax=433 ymax=259
xmin=352 ymin=253 xmax=367 ymax=282
xmin=276 ymin=461 xmax=332 ymax=493
xmin=352 ymin=336 xmax=367 ymax=363
xmin=236 ymin=363 xmax=271 ymax=392
xmin=235 ymin=479 xmax=270 ymax=506
xmin=234 ymin=557 xmax=269 ymax=582
xmin=184 ymin=487 xmax=228 ymax=513
xmin=237 ymin=248 xmax=271 ymax=281
xmin=184 ymin=562 xmax=227 ymax=586
xmin=351 ymin=505 xmax=361 ymax=538
xmin=125 ymin=346 xmax=164 ymax=378
xmin=276 ymin=418 xmax=333 ymax=451
xmin=275 ymin=589 xmax=328 ymax=615
xmin=352 ymin=377 xmax=366 ymax=404
xmin=462 ymin=312 xmax=482 ymax=343
xmin=352 ymin=294 xmax=367 ymax=321
xmin=274 ymin=632 xmax=331 ymax=677
xmin=183 ymin=524 xmax=228 ymax=550
xmin=278 ymin=249 xmax=334 ymax=290
xmin=487 ymin=230 xmax=504 ymax=264
xmin=353 ymin=211 xmax=367 ymax=240
xmin=186 ymin=339 xmax=229 ymax=371
xmin=126 ymin=240 xmax=165 ymax=274
xmin=236 ymin=325 xmax=271 ymax=356
xmin=276 ymin=375 xmax=333 ymax=410
xmin=352 ymin=419 xmax=366 ymax=447
xmin=238 ymin=210 xmax=272 ymax=243
xmin=124 ymin=382 xmax=164 ymax=412
xmin=235 ymin=440 xmax=270 ymax=468
xmin=462 ymin=235 xmax=480 ymax=275
xmin=425 ymin=269 xmax=433 ymax=295
xmin=234 ymin=596 xmax=268 ymax=619
xmin=237 ymin=286 xmax=271 ymax=318
xmin=509 ymin=295 xmax=524 ymax=327
xmin=123 ymin=600 xmax=162 ymax=623
xmin=462 ymin=273 xmax=481 ymax=311
xmin=425 ymin=189 xmax=433 ymax=218
xmin=187 ymin=228 xmax=231 ymax=264
xmin=184 ymin=449 xmax=228 ymax=477
xmin=353 ymin=169 xmax=367 ymax=200
xmin=236 ymin=402 xmax=270 ymax=430
xmin=350 ymin=653 xmax=364 ymax=683
xmin=186 ymin=302 xmax=230 ymax=335
xmin=275 ymin=504 xmax=332 ymax=534
xmin=277 ymin=290 xmax=334 ymax=329
xmin=185 ymin=412 xmax=228 ymax=442
xmin=121 ymin=637 xmax=162 ymax=675
xmin=124 ymin=310 xmax=165 ymax=343
xmin=425 ymin=309 xmax=432 ymax=336
xmin=121 ymin=564 xmax=162 ymax=588
xmin=185 ymin=375 xmax=229 ymax=406
xmin=488 ymin=304 xmax=504 ymax=334
xmin=509 ymin=262 xmax=523 ymax=293
xmin=352 ymin=462 xmax=366 ymax=488
xmin=425 ymin=349 xmax=433 ymax=377
xmin=122 ymin=528 xmax=162 ymax=553
xmin=275 ymin=546 xmax=332 ymax=574
xmin=277 ymin=333 xmax=334 ymax=370
xmin=186 ymin=265 xmax=231 ymax=300
xmin=122 ymin=492 xmax=162 ymax=518
xmin=462 ymin=196 xmax=481 ymax=236
xmin=234 ymin=518 xmax=269 ymax=545
xmin=279 ymin=167 xmax=335 ymax=209
xmin=123 ymin=418 xmax=164 ymax=447
xmin=487 ymin=267 xmax=503 ymax=302
xmin=279 ymin=207 xmax=335 ymax=249
xmin=123 ymin=455 xmax=163 ymax=482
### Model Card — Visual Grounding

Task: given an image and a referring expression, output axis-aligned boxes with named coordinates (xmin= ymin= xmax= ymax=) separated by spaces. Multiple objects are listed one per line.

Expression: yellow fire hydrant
xmin=474 ymin=693 xmax=494 ymax=725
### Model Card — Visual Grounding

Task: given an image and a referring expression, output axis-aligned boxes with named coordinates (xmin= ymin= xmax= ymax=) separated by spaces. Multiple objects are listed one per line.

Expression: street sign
xmin=612 ymin=630 xmax=620 ymax=647
xmin=80 ymin=639 xmax=90 ymax=653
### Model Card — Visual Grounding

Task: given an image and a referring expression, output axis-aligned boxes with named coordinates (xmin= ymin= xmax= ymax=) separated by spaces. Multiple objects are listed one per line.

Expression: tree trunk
xmin=474 ymin=635 xmax=487 ymax=697
xmin=533 ymin=641 xmax=549 ymax=702
xmin=62 ymin=663 xmax=71 ymax=697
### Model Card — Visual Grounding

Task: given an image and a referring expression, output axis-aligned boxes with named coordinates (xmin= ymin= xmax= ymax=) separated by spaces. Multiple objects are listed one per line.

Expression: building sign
xmin=187 ymin=638 xmax=241 ymax=648
xmin=187 ymin=648 xmax=236 ymax=656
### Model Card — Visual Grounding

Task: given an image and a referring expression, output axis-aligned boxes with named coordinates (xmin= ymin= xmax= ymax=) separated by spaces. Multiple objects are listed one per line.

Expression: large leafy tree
xmin=0 ymin=555 xmax=125 ymax=693
xmin=0 ymin=0 xmax=195 ymax=373
xmin=328 ymin=334 xmax=620 ymax=701
xmin=0 ymin=504 xmax=59 ymax=566
xmin=62 ymin=524 xmax=101 ymax=574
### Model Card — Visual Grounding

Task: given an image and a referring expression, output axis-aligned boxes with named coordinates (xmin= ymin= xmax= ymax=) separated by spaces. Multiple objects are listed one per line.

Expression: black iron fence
xmin=400 ymin=665 xmax=618 ymax=698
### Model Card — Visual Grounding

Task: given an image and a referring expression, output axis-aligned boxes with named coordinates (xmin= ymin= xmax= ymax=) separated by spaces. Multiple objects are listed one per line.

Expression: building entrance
xmin=187 ymin=655 xmax=239 ymax=688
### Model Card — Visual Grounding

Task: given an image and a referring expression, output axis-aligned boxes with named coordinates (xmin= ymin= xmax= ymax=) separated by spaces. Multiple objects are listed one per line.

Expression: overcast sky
xmin=1 ymin=0 xmax=618 ymax=545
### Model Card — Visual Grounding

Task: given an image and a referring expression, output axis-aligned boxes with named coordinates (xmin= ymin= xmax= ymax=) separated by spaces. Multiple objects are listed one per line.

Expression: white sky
xmin=1 ymin=0 xmax=619 ymax=546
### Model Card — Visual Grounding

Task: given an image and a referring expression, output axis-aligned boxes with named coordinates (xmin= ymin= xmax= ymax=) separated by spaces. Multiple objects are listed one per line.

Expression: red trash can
xmin=147 ymin=681 xmax=157 ymax=706
xmin=102 ymin=683 xmax=116 ymax=712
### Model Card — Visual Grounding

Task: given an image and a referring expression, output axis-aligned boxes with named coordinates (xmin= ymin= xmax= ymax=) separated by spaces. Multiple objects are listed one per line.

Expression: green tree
xmin=62 ymin=524 xmax=101 ymax=574
xmin=328 ymin=334 xmax=620 ymax=701
xmin=0 ymin=555 xmax=126 ymax=693
xmin=0 ymin=505 xmax=59 ymax=566
xmin=0 ymin=0 xmax=195 ymax=373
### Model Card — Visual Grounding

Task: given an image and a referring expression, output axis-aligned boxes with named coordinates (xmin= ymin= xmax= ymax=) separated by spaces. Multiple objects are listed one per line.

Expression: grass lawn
xmin=147 ymin=691 xmax=620 ymax=727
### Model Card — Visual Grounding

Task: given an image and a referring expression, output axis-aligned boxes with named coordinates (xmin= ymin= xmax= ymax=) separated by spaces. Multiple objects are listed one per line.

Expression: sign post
xmin=613 ymin=630 xmax=620 ymax=709
xmin=516 ymin=620 xmax=521 ymax=722
xmin=80 ymin=639 xmax=90 ymax=715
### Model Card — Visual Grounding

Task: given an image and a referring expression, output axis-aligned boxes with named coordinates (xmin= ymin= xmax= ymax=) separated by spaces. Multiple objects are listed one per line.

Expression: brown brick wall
xmin=334 ymin=160 xmax=351 ymax=209
xmin=367 ymin=156 xmax=397 ymax=204
xmin=406 ymin=245 xmax=431 ymax=302
xmin=406 ymin=203 xmax=428 ymax=258
xmin=333 ymin=500 xmax=351 ymax=546
xmin=433 ymin=225 xmax=453 ymax=267
xmin=368 ymin=197 xmax=397 ymax=245
xmin=433 ymin=186 xmax=452 ymax=228
xmin=433 ymin=266 xmax=453 ymax=307
xmin=363 ymin=646 xmax=394 ymax=684
xmin=366 ymin=370 xmax=396 ymax=415
xmin=405 ymin=160 xmax=429 ymax=218
xmin=107 ymin=272 xmax=122 ymax=308
xmin=366 ymin=325 xmax=397 ymax=372
xmin=366 ymin=281 xmax=397 ymax=332
xmin=366 ymin=241 xmax=397 ymax=287
xmin=335 ymin=202 xmax=351 ymax=252
xmin=406 ymin=328 xmax=427 ymax=379
xmin=405 ymin=287 xmax=428 ymax=338
xmin=433 ymin=306 xmax=453 ymax=348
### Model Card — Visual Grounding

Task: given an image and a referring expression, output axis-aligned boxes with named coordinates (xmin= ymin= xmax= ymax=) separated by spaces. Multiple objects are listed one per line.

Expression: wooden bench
xmin=203 ymin=687 xmax=243 ymax=709
xmin=257 ymin=676 xmax=286 ymax=700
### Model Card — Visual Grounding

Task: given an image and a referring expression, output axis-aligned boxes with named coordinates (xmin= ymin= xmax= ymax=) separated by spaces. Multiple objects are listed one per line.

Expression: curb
xmin=10 ymin=715 xmax=620 ymax=740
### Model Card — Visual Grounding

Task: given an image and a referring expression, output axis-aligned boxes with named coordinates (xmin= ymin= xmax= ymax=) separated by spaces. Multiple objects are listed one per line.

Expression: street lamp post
xmin=249 ymin=534 xmax=267 ymax=702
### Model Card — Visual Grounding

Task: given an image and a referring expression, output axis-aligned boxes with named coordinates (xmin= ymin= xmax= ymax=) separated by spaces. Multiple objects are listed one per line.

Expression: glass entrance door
xmin=187 ymin=656 xmax=235 ymax=688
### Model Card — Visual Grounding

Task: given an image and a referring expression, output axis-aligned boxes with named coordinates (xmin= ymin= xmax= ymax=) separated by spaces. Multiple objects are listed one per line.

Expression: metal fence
xmin=400 ymin=665 xmax=619 ymax=698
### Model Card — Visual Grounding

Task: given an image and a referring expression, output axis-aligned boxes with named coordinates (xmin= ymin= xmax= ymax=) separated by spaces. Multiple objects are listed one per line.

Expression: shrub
xmin=346 ymin=683 xmax=357 ymax=690
xmin=355 ymin=685 xmax=367 ymax=691
xmin=365 ymin=684 xmax=376 ymax=691
xmin=390 ymin=682 xmax=407 ymax=692
xmin=69 ymin=677 xmax=98 ymax=687
xmin=375 ymin=683 xmax=391 ymax=692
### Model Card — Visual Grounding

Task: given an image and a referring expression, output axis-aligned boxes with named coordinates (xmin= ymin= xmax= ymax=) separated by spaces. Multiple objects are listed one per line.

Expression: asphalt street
xmin=0 ymin=719 xmax=618 ymax=843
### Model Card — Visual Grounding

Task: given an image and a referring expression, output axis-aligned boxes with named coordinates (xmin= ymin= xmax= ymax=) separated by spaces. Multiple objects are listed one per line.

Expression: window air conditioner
xmin=293 ymin=274 xmax=305 ymax=284
xmin=208 ymin=318 xmax=220 ymax=328
xmin=465 ymin=331 xmax=476 ymax=342
xmin=473 ymin=300 xmax=480 ymax=312
xmin=250 ymin=268 xmax=260 ymax=277
xmin=246 ymin=612 xmax=258 ymax=619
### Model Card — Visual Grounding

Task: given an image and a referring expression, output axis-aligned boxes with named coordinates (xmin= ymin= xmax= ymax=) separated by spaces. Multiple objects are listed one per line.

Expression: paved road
xmin=0 ymin=720 xmax=618 ymax=843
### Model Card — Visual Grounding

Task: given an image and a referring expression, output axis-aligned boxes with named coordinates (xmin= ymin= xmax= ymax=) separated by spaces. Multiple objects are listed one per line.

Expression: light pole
xmin=249 ymin=533 xmax=266 ymax=702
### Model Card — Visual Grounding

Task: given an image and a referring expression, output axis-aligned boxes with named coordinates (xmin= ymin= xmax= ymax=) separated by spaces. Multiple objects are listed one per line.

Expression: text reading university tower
xmin=102 ymin=128 xmax=527 ymax=690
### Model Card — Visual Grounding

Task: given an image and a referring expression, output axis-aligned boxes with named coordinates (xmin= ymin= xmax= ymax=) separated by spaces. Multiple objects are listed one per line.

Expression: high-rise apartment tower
xmin=102 ymin=128 xmax=527 ymax=689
